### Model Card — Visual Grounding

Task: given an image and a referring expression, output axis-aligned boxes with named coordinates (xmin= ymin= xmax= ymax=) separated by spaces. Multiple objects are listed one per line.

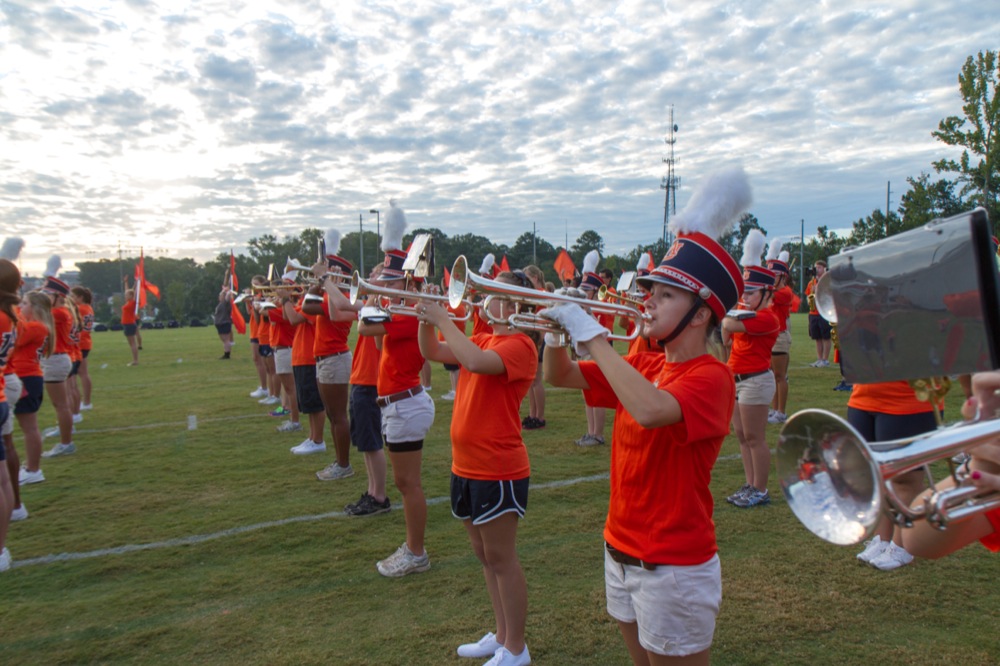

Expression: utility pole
xmin=359 ymin=213 xmax=364 ymax=277
xmin=660 ymin=105 xmax=680 ymax=246
xmin=532 ymin=221 xmax=537 ymax=264
xmin=885 ymin=181 xmax=891 ymax=237
xmin=800 ymin=218 xmax=805 ymax=296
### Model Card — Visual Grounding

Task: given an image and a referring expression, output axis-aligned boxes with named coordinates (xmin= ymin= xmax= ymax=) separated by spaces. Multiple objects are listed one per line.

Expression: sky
xmin=1 ymin=0 xmax=997 ymax=277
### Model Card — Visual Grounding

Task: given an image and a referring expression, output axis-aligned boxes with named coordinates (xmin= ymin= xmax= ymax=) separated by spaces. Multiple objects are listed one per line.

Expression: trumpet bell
xmin=776 ymin=409 xmax=881 ymax=545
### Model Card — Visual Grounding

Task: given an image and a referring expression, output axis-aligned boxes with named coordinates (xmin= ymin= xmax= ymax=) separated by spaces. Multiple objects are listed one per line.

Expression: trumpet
xmin=448 ymin=256 xmax=648 ymax=340
xmin=597 ymin=284 xmax=645 ymax=309
xmin=285 ymin=257 xmax=351 ymax=286
xmin=251 ymin=283 xmax=308 ymax=295
xmin=349 ymin=272 xmax=472 ymax=321
xmin=776 ymin=408 xmax=1000 ymax=545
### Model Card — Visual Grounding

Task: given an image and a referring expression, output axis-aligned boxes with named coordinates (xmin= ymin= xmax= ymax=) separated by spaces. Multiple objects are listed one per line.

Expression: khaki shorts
xmin=2 ymin=373 xmax=21 ymax=436
xmin=41 ymin=353 xmax=72 ymax=383
xmin=735 ymin=370 xmax=776 ymax=406
xmin=316 ymin=351 xmax=352 ymax=385
xmin=772 ymin=329 xmax=792 ymax=354
xmin=605 ymin=550 xmax=721 ymax=657
xmin=274 ymin=347 xmax=293 ymax=375
xmin=381 ymin=390 xmax=435 ymax=444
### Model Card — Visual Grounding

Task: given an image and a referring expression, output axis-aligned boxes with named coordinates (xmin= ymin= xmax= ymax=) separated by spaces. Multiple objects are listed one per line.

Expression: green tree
xmin=164 ymin=281 xmax=188 ymax=321
xmin=570 ymin=230 xmax=605 ymax=264
xmin=719 ymin=213 xmax=766 ymax=260
xmin=846 ymin=209 xmax=905 ymax=246
xmin=932 ymin=50 xmax=1000 ymax=224
xmin=898 ymin=173 xmax=966 ymax=227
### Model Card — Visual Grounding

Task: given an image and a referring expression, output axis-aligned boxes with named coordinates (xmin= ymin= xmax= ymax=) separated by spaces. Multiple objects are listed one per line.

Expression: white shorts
xmin=605 ymin=550 xmax=721 ymax=657
xmin=41 ymin=353 xmax=72 ymax=383
xmin=274 ymin=347 xmax=293 ymax=375
xmin=772 ymin=329 xmax=792 ymax=354
xmin=316 ymin=352 xmax=352 ymax=385
xmin=3 ymin=373 xmax=21 ymax=436
xmin=734 ymin=370 xmax=775 ymax=406
xmin=381 ymin=390 xmax=435 ymax=444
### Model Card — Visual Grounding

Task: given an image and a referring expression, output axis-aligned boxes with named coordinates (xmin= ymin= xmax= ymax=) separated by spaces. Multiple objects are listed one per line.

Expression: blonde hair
xmin=24 ymin=291 xmax=56 ymax=357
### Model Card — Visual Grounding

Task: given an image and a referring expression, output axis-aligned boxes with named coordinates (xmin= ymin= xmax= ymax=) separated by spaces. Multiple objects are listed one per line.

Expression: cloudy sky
xmin=1 ymin=1 xmax=997 ymax=276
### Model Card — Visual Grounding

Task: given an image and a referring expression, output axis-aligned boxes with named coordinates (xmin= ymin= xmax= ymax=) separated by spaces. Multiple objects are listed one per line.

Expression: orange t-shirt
xmin=771 ymin=287 xmax=793 ymax=332
xmin=439 ymin=304 xmax=468 ymax=341
xmin=121 ymin=301 xmax=137 ymax=325
xmin=77 ymin=304 xmax=94 ymax=351
xmin=314 ymin=297 xmax=352 ymax=357
xmin=848 ymin=381 xmax=936 ymax=415
xmin=248 ymin=307 xmax=260 ymax=340
xmin=290 ymin=304 xmax=316 ymax=367
xmin=580 ymin=352 xmax=734 ymax=565
xmin=728 ymin=308 xmax=780 ymax=375
xmin=0 ymin=311 xmax=14 ymax=398
xmin=52 ymin=307 xmax=73 ymax=354
xmin=450 ymin=333 xmax=537 ymax=480
xmin=472 ymin=307 xmax=492 ymax=337
xmin=257 ymin=314 xmax=271 ymax=346
xmin=8 ymin=320 xmax=47 ymax=378
xmin=375 ymin=315 xmax=424 ymax=396
xmin=350 ymin=333 xmax=381 ymax=386
xmin=68 ymin=317 xmax=82 ymax=362
xmin=267 ymin=307 xmax=295 ymax=348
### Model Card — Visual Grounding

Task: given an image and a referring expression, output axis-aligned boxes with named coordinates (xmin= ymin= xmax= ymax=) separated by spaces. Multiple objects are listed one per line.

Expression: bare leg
xmin=388 ymin=449 xmax=426 ymax=555
xmin=318 ymin=383 xmax=350 ymax=467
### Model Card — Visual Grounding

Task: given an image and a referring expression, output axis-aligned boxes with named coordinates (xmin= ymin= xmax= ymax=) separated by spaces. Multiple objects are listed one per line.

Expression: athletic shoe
xmin=276 ymin=420 xmax=302 ymax=433
xmin=316 ymin=462 xmax=354 ymax=481
xmin=10 ymin=505 xmax=28 ymax=522
xmin=290 ymin=439 xmax=326 ymax=455
xmin=269 ymin=407 xmax=290 ymax=417
xmin=856 ymin=535 xmax=886 ymax=564
xmin=484 ymin=646 xmax=531 ymax=666
xmin=377 ymin=542 xmax=430 ymax=578
xmin=818 ymin=360 xmax=831 ymax=367
xmin=726 ymin=483 xmax=753 ymax=504
xmin=457 ymin=632 xmax=501 ymax=658
xmin=833 ymin=380 xmax=853 ymax=391
xmin=43 ymin=425 xmax=75 ymax=439
xmin=219 ymin=352 xmax=231 ymax=359
xmin=42 ymin=442 xmax=76 ymax=458
xmin=591 ymin=435 xmax=606 ymax=445
xmin=345 ymin=493 xmax=373 ymax=513
xmin=522 ymin=417 xmax=546 ymax=430
xmin=126 ymin=361 xmax=138 ymax=366
xmin=80 ymin=403 xmax=93 ymax=411
xmin=767 ymin=411 xmax=786 ymax=424
xmin=19 ymin=468 xmax=45 ymax=485
xmin=0 ymin=547 xmax=10 ymax=572
xmin=575 ymin=434 xmax=599 ymax=447
xmin=250 ymin=387 xmax=268 ymax=398
xmin=72 ymin=413 xmax=83 ymax=424
xmin=441 ymin=390 xmax=456 ymax=401
xmin=870 ymin=541 xmax=914 ymax=571
xmin=258 ymin=395 xmax=281 ymax=405
xmin=809 ymin=360 xmax=824 ymax=367
xmin=345 ymin=493 xmax=391 ymax=517
xmin=732 ymin=487 xmax=770 ymax=508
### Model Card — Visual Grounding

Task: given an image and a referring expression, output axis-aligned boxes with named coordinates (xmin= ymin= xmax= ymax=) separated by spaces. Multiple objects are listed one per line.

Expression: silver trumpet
xmin=349 ymin=272 xmax=471 ymax=321
xmin=285 ymin=257 xmax=351 ymax=286
xmin=448 ymin=255 xmax=648 ymax=340
xmin=776 ymin=408 xmax=1000 ymax=545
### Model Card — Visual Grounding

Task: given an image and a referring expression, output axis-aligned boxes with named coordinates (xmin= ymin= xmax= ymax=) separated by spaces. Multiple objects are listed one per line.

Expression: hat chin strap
xmin=657 ymin=299 xmax=704 ymax=347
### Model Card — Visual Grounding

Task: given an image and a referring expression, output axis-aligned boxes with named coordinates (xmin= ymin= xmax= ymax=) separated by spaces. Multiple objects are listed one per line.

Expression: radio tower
xmin=660 ymin=106 xmax=680 ymax=246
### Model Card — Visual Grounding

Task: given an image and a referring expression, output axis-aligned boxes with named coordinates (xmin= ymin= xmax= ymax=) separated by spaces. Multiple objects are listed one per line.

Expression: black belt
xmin=734 ymin=370 xmax=769 ymax=383
xmin=606 ymin=543 xmax=659 ymax=571
xmin=376 ymin=386 xmax=424 ymax=408
xmin=315 ymin=350 xmax=350 ymax=361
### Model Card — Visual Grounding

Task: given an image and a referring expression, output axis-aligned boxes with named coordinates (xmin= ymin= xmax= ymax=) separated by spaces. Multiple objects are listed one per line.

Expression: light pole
xmin=369 ymin=209 xmax=380 ymax=251
xmin=358 ymin=213 xmax=364 ymax=277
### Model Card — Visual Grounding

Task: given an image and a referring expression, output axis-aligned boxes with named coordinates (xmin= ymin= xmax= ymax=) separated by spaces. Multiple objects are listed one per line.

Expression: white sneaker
xmin=249 ymin=387 xmax=268 ymax=398
xmin=767 ymin=411 xmax=786 ymax=424
xmin=457 ymin=632 xmax=501 ymax=658
xmin=290 ymin=439 xmax=326 ymax=455
xmin=10 ymin=505 xmax=28 ymax=521
xmin=72 ymin=413 xmax=83 ymax=424
xmin=80 ymin=403 xmax=93 ymax=411
xmin=856 ymin=535 xmax=886 ymax=564
xmin=19 ymin=468 xmax=45 ymax=485
xmin=42 ymin=425 xmax=75 ymax=439
xmin=42 ymin=442 xmax=76 ymax=458
xmin=870 ymin=541 xmax=914 ymax=571
xmin=0 ymin=547 xmax=10 ymax=572
xmin=441 ymin=390 xmax=456 ymax=401
xmin=376 ymin=542 xmax=430 ymax=577
xmin=316 ymin=462 xmax=354 ymax=481
xmin=818 ymin=360 xmax=831 ymax=367
xmin=259 ymin=395 xmax=281 ymax=405
xmin=276 ymin=420 xmax=303 ymax=433
xmin=484 ymin=646 xmax=531 ymax=666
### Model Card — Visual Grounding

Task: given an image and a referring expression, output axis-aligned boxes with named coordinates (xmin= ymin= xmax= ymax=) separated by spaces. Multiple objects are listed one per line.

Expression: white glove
xmin=541 ymin=303 xmax=609 ymax=355
xmin=544 ymin=331 xmax=568 ymax=348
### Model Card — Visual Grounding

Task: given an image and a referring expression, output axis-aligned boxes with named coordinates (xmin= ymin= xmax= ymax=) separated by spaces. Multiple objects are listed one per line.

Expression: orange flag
xmin=231 ymin=302 xmax=247 ymax=335
xmin=499 ymin=255 xmax=511 ymax=273
xmin=136 ymin=248 xmax=160 ymax=301
xmin=553 ymin=249 xmax=576 ymax=281
xmin=229 ymin=250 xmax=239 ymax=292
xmin=443 ymin=265 xmax=451 ymax=288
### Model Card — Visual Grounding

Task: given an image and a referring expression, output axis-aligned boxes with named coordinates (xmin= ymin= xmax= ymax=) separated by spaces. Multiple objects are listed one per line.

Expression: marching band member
xmin=276 ymin=281 xmax=319 ymax=442
xmin=0 ymin=255 xmax=19 ymax=571
xmin=765 ymin=245 xmax=793 ymax=424
xmin=805 ymin=260 xmax=832 ymax=367
xmin=70 ymin=287 xmax=95 ymax=410
xmin=472 ymin=254 xmax=497 ymax=338
xmin=416 ymin=270 xmax=537 ymax=666
xmin=214 ymin=285 xmax=234 ymax=360
xmin=437 ymin=276 xmax=467 ymax=403
xmin=40 ymin=263 xmax=77 ymax=459
xmin=619 ymin=254 xmax=656 ymax=356
xmin=542 ymin=167 xmax=748 ymax=666
xmin=256 ymin=288 xmax=281 ymax=406
xmin=268 ymin=271 xmax=299 ymax=422
xmin=722 ymin=229 xmax=779 ymax=509
xmin=575 ymin=250 xmax=609 ymax=447
xmin=358 ymin=201 xmax=435 ymax=577
xmin=9 ymin=291 xmax=54 ymax=487
xmin=519 ymin=265 xmax=547 ymax=429
xmin=122 ymin=284 xmax=139 ymax=366
xmin=65 ymin=293 xmax=84 ymax=425
xmin=246 ymin=275 xmax=270 ymax=399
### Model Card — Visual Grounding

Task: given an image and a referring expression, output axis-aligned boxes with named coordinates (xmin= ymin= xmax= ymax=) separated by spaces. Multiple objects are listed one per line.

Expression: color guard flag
xmin=553 ymin=249 xmax=576 ymax=282
xmin=135 ymin=248 xmax=160 ymax=309
xmin=443 ymin=265 xmax=451 ymax=288
xmin=499 ymin=255 xmax=511 ymax=273
xmin=229 ymin=250 xmax=246 ymax=333
xmin=229 ymin=250 xmax=239 ymax=292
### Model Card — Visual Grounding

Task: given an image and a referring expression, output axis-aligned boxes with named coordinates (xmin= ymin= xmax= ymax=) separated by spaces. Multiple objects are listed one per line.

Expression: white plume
xmin=582 ymin=249 xmax=600 ymax=275
xmin=44 ymin=254 xmax=62 ymax=278
xmin=381 ymin=199 xmax=407 ymax=252
xmin=325 ymin=229 xmax=342 ymax=257
xmin=0 ymin=237 xmax=25 ymax=261
xmin=479 ymin=253 xmax=495 ymax=275
xmin=779 ymin=250 xmax=790 ymax=263
xmin=636 ymin=253 xmax=652 ymax=272
xmin=669 ymin=166 xmax=752 ymax=239
xmin=740 ymin=229 xmax=767 ymax=268
xmin=766 ymin=238 xmax=783 ymax=261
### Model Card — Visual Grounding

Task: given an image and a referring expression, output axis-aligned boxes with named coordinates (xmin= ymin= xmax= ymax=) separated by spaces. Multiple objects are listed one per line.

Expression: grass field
xmin=1 ymin=314 xmax=997 ymax=665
